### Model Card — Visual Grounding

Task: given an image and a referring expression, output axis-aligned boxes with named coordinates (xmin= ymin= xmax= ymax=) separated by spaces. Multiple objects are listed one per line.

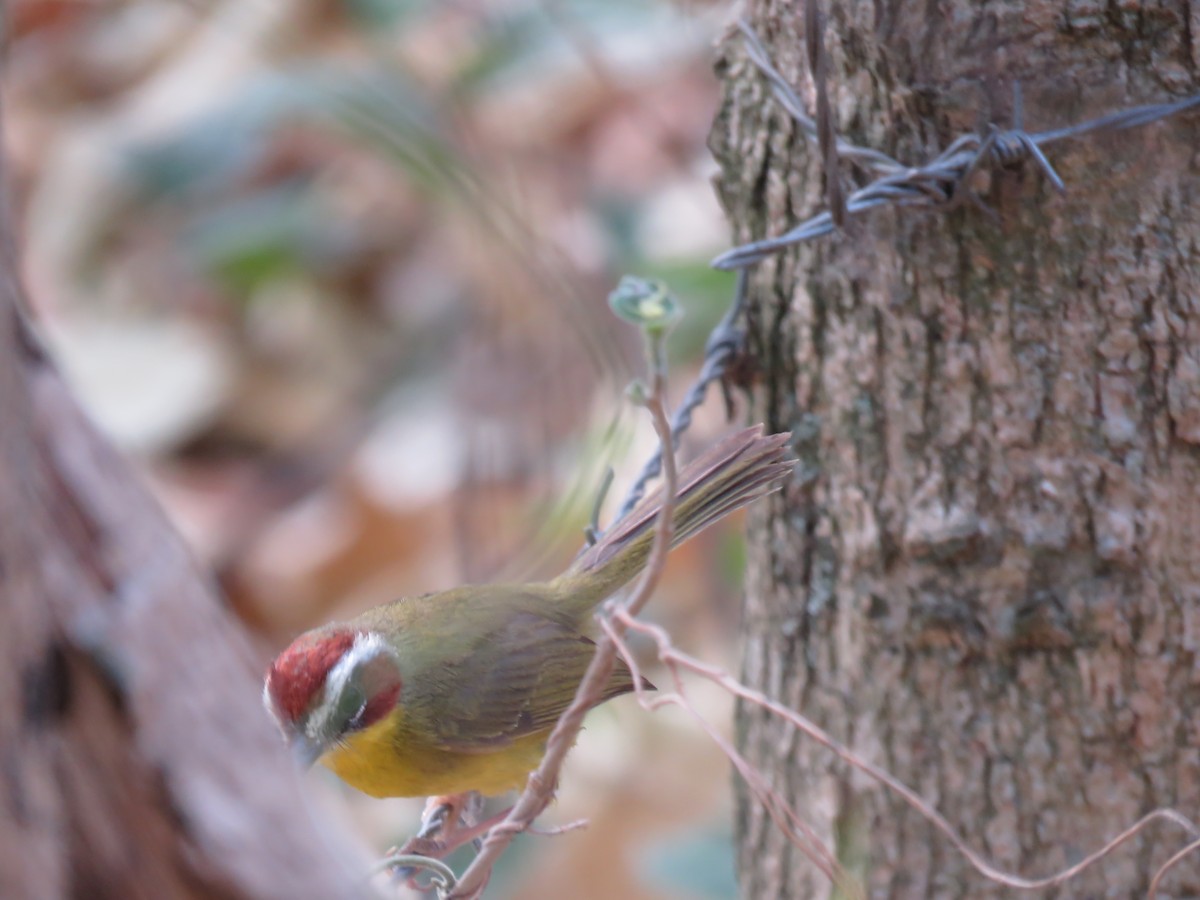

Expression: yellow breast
xmin=319 ymin=710 xmax=550 ymax=798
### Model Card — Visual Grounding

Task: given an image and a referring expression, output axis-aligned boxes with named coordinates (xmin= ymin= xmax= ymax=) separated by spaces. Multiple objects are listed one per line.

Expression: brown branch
xmin=0 ymin=205 xmax=365 ymax=896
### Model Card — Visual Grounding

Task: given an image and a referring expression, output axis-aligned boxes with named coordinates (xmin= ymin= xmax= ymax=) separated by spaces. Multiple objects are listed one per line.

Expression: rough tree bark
xmin=0 ymin=145 xmax=365 ymax=896
xmin=713 ymin=2 xmax=1200 ymax=897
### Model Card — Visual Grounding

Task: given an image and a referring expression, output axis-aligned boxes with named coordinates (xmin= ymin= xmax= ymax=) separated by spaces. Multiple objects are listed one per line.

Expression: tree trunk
xmin=0 ymin=154 xmax=364 ymax=896
xmin=713 ymin=2 xmax=1200 ymax=897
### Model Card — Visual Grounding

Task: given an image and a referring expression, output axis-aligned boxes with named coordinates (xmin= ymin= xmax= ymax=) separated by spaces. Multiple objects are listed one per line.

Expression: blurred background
xmin=6 ymin=1 xmax=752 ymax=897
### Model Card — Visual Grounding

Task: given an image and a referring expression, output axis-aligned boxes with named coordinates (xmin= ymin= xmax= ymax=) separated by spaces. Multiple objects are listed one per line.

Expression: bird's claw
xmin=417 ymin=803 xmax=453 ymax=840
xmin=380 ymin=795 xmax=472 ymax=886
xmin=419 ymin=793 xmax=471 ymax=840
xmin=397 ymin=835 xmax=447 ymax=859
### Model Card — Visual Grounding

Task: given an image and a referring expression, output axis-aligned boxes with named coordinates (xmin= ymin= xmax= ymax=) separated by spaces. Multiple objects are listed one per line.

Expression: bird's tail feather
xmin=554 ymin=425 xmax=792 ymax=612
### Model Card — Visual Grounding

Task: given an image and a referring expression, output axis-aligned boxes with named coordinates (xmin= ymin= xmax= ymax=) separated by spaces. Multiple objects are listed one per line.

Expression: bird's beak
xmin=289 ymin=733 xmax=324 ymax=770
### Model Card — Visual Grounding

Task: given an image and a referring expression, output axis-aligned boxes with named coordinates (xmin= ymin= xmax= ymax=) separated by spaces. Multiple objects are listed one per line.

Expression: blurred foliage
xmin=639 ymin=825 xmax=738 ymax=900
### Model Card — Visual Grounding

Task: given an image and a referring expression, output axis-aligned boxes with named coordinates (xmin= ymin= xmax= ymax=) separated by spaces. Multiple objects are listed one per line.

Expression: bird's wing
xmin=426 ymin=610 xmax=642 ymax=752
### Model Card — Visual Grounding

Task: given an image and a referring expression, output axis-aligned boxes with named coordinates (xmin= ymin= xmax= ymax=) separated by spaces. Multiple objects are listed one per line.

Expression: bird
xmin=263 ymin=425 xmax=791 ymax=851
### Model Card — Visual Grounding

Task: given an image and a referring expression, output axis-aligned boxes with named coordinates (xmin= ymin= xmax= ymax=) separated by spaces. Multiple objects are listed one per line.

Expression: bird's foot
xmin=383 ymin=794 xmax=511 ymax=889
xmin=401 ymin=806 xmax=512 ymax=859
xmin=417 ymin=793 xmax=470 ymax=841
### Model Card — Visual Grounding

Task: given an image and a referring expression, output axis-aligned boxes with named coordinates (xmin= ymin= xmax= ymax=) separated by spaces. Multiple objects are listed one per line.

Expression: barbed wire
xmin=712 ymin=18 xmax=1200 ymax=271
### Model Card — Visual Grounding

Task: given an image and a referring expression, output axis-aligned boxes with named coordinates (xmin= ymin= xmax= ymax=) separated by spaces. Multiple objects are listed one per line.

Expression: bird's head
xmin=263 ymin=627 xmax=403 ymax=768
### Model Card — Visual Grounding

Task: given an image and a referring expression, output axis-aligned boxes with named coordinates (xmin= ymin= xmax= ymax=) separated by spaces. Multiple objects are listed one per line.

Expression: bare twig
xmin=612 ymin=270 xmax=749 ymax=521
xmin=606 ymin=607 xmax=1200 ymax=896
xmin=1148 ymin=836 xmax=1200 ymax=897
xmin=448 ymin=339 xmax=680 ymax=900
xmin=598 ymin=616 xmax=857 ymax=897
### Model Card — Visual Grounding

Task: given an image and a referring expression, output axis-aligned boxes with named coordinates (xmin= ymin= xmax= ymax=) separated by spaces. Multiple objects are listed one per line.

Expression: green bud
xmin=607 ymin=276 xmax=682 ymax=335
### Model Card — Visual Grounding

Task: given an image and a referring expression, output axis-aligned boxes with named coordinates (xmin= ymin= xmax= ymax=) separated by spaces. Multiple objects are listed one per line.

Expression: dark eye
xmin=336 ymin=685 xmax=367 ymax=734
xmin=345 ymin=700 xmax=369 ymax=733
